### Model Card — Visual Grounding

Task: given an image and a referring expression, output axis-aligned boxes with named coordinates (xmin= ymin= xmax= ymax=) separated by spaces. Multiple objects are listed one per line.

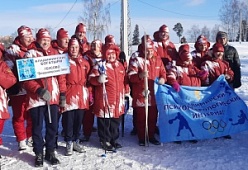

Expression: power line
xmin=136 ymin=0 xmax=218 ymax=18
xmin=53 ymin=0 xmax=78 ymax=30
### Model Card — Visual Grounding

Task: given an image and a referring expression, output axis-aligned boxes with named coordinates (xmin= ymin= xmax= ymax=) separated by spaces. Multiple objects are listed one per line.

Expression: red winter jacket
xmin=167 ymin=59 xmax=203 ymax=87
xmin=0 ymin=60 xmax=17 ymax=119
xmin=89 ymin=60 xmax=128 ymax=118
xmin=62 ymin=55 xmax=90 ymax=112
xmin=201 ymin=58 xmax=234 ymax=85
xmin=128 ymin=52 xmax=167 ymax=107
xmin=23 ymin=46 xmax=67 ymax=110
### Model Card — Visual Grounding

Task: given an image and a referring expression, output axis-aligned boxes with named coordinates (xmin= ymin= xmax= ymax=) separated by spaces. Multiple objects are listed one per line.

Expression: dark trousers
xmin=135 ymin=106 xmax=158 ymax=141
xmin=97 ymin=117 xmax=121 ymax=143
xmin=63 ymin=109 xmax=85 ymax=142
xmin=29 ymin=105 xmax=58 ymax=154
xmin=82 ymin=106 xmax=94 ymax=137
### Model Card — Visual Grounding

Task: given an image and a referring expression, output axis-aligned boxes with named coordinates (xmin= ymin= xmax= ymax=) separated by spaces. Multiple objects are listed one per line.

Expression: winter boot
xmin=27 ymin=137 xmax=33 ymax=147
xmin=45 ymin=151 xmax=60 ymax=165
xmin=18 ymin=139 xmax=27 ymax=151
xmin=100 ymin=141 xmax=115 ymax=151
xmin=65 ymin=141 xmax=73 ymax=156
xmin=35 ymin=153 xmax=43 ymax=167
xmin=73 ymin=140 xmax=86 ymax=153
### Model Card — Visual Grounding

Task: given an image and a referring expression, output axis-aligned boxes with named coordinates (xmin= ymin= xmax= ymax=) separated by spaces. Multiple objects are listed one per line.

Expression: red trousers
xmin=10 ymin=95 xmax=32 ymax=142
xmin=135 ymin=106 xmax=158 ymax=141
xmin=0 ymin=119 xmax=5 ymax=145
xmin=82 ymin=106 xmax=95 ymax=137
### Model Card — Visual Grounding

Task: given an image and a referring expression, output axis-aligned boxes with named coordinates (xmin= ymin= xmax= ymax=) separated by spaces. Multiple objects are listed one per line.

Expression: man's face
xmin=75 ymin=31 xmax=86 ymax=41
xmin=217 ymin=37 xmax=228 ymax=46
xmin=159 ymin=31 xmax=169 ymax=40
xmin=69 ymin=44 xmax=80 ymax=58
xmin=58 ymin=38 xmax=69 ymax=49
xmin=20 ymin=35 xmax=34 ymax=48
xmin=37 ymin=38 xmax=51 ymax=51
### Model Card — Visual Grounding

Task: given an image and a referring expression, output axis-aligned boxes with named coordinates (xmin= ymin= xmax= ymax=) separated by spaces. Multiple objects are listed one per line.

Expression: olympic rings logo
xmin=202 ymin=120 xmax=227 ymax=134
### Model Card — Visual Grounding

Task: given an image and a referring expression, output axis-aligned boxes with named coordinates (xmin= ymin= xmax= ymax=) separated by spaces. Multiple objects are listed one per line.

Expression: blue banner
xmin=155 ymin=75 xmax=248 ymax=143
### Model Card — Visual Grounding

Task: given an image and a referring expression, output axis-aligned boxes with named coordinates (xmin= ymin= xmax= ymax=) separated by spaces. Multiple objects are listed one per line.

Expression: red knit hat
xmin=17 ymin=25 xmax=33 ymax=38
xmin=212 ymin=43 xmax=224 ymax=53
xmin=75 ymin=23 xmax=86 ymax=33
xmin=57 ymin=28 xmax=69 ymax=40
xmin=194 ymin=35 xmax=210 ymax=49
xmin=159 ymin=24 xmax=169 ymax=33
xmin=105 ymin=35 xmax=115 ymax=45
xmin=36 ymin=28 xmax=51 ymax=41
xmin=68 ymin=38 xmax=80 ymax=47
xmin=91 ymin=39 xmax=102 ymax=49
xmin=179 ymin=44 xmax=192 ymax=61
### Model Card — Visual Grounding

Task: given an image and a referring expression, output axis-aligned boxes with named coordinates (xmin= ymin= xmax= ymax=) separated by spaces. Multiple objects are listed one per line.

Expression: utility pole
xmin=121 ymin=0 xmax=128 ymax=57
xmin=239 ymin=9 xmax=242 ymax=44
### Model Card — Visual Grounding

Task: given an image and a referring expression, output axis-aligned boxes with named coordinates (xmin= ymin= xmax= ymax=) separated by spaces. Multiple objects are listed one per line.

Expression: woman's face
xmin=69 ymin=44 xmax=80 ymax=58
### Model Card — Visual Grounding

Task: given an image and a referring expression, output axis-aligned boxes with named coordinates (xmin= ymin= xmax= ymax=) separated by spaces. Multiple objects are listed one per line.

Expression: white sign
xmin=16 ymin=54 xmax=70 ymax=81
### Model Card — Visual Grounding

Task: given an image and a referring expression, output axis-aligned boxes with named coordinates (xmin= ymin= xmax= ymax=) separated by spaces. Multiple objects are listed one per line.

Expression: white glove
xmin=158 ymin=77 xmax=166 ymax=85
xmin=98 ymin=74 xmax=108 ymax=83
xmin=25 ymin=49 xmax=38 ymax=58
xmin=6 ymin=45 xmax=21 ymax=56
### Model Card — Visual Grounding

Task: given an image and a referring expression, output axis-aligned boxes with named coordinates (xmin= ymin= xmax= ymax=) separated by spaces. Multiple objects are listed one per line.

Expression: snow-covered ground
xmin=1 ymin=42 xmax=248 ymax=170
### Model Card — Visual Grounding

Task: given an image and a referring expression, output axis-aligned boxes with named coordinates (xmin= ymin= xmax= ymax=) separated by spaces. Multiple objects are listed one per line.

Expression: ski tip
xmin=101 ymin=154 xmax=106 ymax=157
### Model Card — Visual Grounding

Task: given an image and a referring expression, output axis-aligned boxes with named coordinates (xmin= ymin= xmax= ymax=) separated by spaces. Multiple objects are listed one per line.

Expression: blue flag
xmin=155 ymin=75 xmax=248 ymax=143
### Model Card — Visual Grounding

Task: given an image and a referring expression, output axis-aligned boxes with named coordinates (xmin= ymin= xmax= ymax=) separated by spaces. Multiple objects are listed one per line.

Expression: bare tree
xmin=187 ymin=25 xmax=200 ymax=43
xmin=219 ymin=0 xmax=241 ymax=41
xmin=79 ymin=0 xmax=111 ymax=41
xmin=201 ymin=26 xmax=210 ymax=40
xmin=210 ymin=24 xmax=221 ymax=42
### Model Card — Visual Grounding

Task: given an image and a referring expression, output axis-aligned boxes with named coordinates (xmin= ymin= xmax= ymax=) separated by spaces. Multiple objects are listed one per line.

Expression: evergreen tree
xmin=132 ymin=24 xmax=140 ymax=45
xmin=173 ymin=23 xmax=184 ymax=43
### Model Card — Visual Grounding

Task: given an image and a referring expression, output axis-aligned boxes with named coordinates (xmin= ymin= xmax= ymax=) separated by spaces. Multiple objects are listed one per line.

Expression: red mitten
xmin=172 ymin=82 xmax=180 ymax=92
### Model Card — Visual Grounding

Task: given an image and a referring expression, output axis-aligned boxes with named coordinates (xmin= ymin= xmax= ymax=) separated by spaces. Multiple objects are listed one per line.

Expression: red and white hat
xmin=36 ymin=28 xmax=51 ymax=41
xmin=212 ymin=43 xmax=224 ymax=53
xmin=57 ymin=28 xmax=69 ymax=40
xmin=91 ymin=39 xmax=102 ymax=48
xmin=159 ymin=24 xmax=169 ymax=33
xmin=194 ymin=35 xmax=210 ymax=49
xmin=105 ymin=35 xmax=115 ymax=45
xmin=17 ymin=25 xmax=33 ymax=38
xmin=179 ymin=44 xmax=192 ymax=61
xmin=75 ymin=23 xmax=86 ymax=33
xmin=68 ymin=38 xmax=80 ymax=47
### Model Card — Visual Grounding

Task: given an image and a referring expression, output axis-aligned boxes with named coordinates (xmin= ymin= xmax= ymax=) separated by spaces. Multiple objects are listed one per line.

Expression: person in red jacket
xmin=61 ymin=38 xmax=90 ymax=156
xmin=23 ymin=28 xmax=66 ymax=167
xmin=71 ymin=23 xmax=90 ymax=54
xmin=4 ymin=25 xmax=35 ymax=150
xmin=89 ymin=44 xmax=129 ymax=151
xmin=81 ymin=39 xmax=103 ymax=142
xmin=191 ymin=35 xmax=211 ymax=69
xmin=201 ymin=43 xmax=234 ymax=86
xmin=153 ymin=24 xmax=178 ymax=70
xmin=0 ymin=43 xmax=17 ymax=145
xmin=167 ymin=44 xmax=208 ymax=91
xmin=128 ymin=35 xmax=167 ymax=146
xmin=51 ymin=27 xmax=70 ymax=148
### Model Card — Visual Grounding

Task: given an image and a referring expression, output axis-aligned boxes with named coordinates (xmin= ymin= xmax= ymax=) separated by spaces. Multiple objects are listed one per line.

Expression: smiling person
xmin=72 ymin=23 xmax=90 ymax=54
xmin=4 ymin=25 xmax=35 ymax=151
xmin=88 ymin=44 xmax=129 ymax=151
xmin=22 ymin=28 xmax=66 ymax=167
xmin=61 ymin=38 xmax=90 ymax=156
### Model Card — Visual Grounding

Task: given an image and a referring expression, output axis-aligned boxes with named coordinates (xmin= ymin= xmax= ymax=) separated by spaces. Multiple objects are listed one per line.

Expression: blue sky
xmin=0 ymin=0 xmax=223 ymax=43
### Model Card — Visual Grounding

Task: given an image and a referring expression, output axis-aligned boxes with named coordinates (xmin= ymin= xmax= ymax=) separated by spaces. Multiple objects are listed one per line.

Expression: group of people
xmin=0 ymin=23 xmax=241 ymax=167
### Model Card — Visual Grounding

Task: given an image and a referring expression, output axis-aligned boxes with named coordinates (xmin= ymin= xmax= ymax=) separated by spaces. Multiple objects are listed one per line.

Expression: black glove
xmin=59 ymin=94 xmax=66 ymax=107
xmin=119 ymin=51 xmax=126 ymax=64
xmin=36 ymin=88 xmax=51 ymax=102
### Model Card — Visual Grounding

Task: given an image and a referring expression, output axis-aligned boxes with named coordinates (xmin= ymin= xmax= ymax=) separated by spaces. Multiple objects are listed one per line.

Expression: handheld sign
xmin=16 ymin=54 xmax=70 ymax=81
